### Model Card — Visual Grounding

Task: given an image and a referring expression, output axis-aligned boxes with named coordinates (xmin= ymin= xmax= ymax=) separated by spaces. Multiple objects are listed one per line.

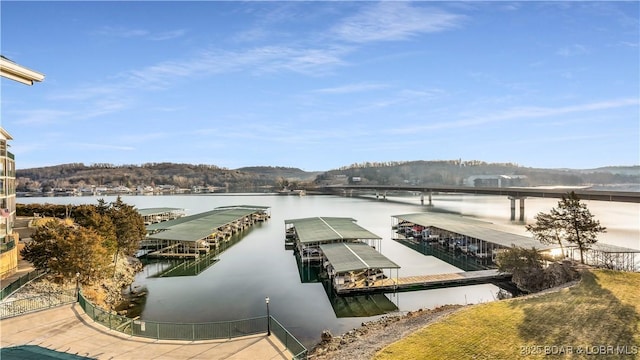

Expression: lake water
xmin=18 ymin=193 xmax=640 ymax=348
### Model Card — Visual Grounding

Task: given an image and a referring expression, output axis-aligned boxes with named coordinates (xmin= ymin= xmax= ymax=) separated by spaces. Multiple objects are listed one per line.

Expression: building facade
xmin=0 ymin=56 xmax=45 ymax=279
xmin=0 ymin=128 xmax=18 ymax=278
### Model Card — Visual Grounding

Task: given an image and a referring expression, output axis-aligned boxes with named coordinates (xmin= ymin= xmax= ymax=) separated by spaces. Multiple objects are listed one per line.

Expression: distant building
xmin=0 ymin=56 xmax=45 ymax=279
xmin=464 ymin=175 xmax=527 ymax=188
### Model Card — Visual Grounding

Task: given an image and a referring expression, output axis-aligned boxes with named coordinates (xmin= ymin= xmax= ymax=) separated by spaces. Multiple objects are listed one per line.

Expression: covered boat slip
xmin=284 ymin=217 xmax=383 ymax=262
xmin=142 ymin=205 xmax=270 ymax=259
xmin=392 ymin=212 xmax=555 ymax=262
xmin=320 ymin=242 xmax=400 ymax=294
xmin=138 ymin=207 xmax=185 ymax=225
xmin=392 ymin=212 xmax=639 ymax=271
xmin=318 ymin=241 xmax=512 ymax=295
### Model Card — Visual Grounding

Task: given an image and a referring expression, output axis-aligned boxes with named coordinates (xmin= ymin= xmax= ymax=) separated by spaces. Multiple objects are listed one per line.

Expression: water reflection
xmin=393 ymin=238 xmax=489 ymax=271
xmin=17 ymin=194 xmax=638 ymax=349
xmin=328 ymin=292 xmax=398 ymax=318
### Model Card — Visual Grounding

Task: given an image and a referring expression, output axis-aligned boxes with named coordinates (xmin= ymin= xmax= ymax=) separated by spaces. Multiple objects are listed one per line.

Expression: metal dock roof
xmin=393 ymin=213 xmax=554 ymax=250
xmin=147 ymin=207 xmax=269 ymax=242
xmin=319 ymin=242 xmax=400 ymax=273
xmin=137 ymin=207 xmax=184 ymax=216
xmin=285 ymin=217 xmax=381 ymax=244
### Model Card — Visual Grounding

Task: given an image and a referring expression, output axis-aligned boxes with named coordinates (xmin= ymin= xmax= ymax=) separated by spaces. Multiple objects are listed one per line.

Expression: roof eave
xmin=0 ymin=57 xmax=45 ymax=85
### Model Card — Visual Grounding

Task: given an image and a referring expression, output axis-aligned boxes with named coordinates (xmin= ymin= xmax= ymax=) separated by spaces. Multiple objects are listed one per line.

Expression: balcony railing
xmin=0 ymin=239 xmax=15 ymax=254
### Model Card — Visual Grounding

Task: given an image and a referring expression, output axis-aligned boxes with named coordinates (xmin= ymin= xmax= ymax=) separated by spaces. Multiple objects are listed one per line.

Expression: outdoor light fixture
xmin=75 ymin=272 xmax=80 ymax=301
xmin=265 ymin=297 xmax=270 ymax=336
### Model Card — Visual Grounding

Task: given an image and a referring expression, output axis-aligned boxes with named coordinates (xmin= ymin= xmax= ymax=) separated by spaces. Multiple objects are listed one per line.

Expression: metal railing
xmin=1 ymin=268 xmax=46 ymax=300
xmin=0 ymin=269 xmax=308 ymax=359
xmin=0 ymin=238 xmax=15 ymax=254
xmin=0 ymin=290 xmax=76 ymax=319
xmin=269 ymin=316 xmax=308 ymax=360
xmin=78 ymin=292 xmax=307 ymax=359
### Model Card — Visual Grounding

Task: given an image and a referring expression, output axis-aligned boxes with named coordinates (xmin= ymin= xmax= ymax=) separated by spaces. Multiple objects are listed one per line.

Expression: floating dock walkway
xmin=335 ymin=269 xmax=511 ymax=295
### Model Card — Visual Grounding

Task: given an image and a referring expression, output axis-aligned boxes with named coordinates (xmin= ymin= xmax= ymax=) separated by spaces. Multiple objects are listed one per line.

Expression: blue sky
xmin=1 ymin=1 xmax=638 ymax=171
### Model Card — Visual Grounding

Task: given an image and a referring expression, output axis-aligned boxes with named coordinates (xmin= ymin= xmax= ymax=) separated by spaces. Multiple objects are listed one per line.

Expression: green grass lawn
xmin=375 ymin=270 xmax=640 ymax=360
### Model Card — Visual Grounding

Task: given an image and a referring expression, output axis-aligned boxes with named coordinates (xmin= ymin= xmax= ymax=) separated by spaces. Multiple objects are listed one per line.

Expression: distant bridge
xmin=316 ymin=185 xmax=640 ymax=221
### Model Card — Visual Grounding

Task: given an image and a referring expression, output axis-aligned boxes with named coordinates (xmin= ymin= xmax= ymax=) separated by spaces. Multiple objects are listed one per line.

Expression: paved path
xmin=1 ymin=304 xmax=294 ymax=359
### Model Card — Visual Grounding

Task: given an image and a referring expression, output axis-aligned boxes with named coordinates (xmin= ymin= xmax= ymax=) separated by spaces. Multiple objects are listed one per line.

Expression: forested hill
xmin=16 ymin=163 xmax=318 ymax=192
xmin=314 ymin=160 xmax=640 ymax=190
xmin=15 ymin=161 xmax=640 ymax=193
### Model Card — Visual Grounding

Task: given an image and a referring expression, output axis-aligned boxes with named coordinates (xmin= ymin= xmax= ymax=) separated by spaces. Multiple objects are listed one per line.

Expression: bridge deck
xmin=320 ymin=185 xmax=640 ymax=203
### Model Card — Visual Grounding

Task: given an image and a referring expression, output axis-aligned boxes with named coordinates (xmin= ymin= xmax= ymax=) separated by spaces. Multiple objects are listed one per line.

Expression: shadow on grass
xmin=511 ymin=271 xmax=639 ymax=353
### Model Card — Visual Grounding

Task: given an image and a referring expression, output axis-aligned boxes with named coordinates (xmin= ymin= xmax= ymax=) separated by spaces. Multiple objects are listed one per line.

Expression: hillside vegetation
xmin=16 ymin=163 xmax=316 ymax=192
xmin=316 ymin=160 xmax=639 ymax=188
xmin=15 ymin=160 xmax=639 ymax=193
xmin=375 ymin=269 xmax=640 ymax=360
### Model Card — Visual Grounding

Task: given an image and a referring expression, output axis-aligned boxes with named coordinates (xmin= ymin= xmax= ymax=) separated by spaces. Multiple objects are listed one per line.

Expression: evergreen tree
xmin=526 ymin=212 xmax=566 ymax=256
xmin=108 ymin=196 xmax=146 ymax=257
xmin=72 ymin=204 xmax=117 ymax=255
xmin=553 ymin=192 xmax=606 ymax=264
xmin=527 ymin=191 xmax=606 ymax=264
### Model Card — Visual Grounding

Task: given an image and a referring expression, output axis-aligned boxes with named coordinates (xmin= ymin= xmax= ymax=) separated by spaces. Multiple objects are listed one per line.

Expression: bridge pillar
xmin=420 ymin=191 xmax=433 ymax=206
xmin=508 ymin=196 xmax=527 ymax=222
xmin=383 ymin=191 xmax=387 ymax=200
xmin=376 ymin=191 xmax=379 ymax=199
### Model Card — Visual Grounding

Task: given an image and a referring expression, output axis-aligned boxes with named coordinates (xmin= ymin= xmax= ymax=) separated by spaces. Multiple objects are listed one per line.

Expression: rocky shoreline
xmin=307 ymin=276 xmax=584 ymax=360
xmin=308 ymin=304 xmax=464 ymax=360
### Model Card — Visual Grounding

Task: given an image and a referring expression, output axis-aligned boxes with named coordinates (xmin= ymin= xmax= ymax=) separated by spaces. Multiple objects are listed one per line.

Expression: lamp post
xmin=75 ymin=272 xmax=80 ymax=302
xmin=265 ymin=297 xmax=270 ymax=336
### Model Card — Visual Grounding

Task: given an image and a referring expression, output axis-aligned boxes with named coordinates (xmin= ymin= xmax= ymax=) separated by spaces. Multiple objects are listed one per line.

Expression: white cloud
xmin=41 ymin=44 xmax=349 ymax=123
xmin=11 ymin=109 xmax=72 ymax=125
xmin=617 ymin=41 xmax=639 ymax=48
xmin=149 ymin=29 xmax=188 ymax=41
xmin=120 ymin=45 xmax=350 ymax=89
xmin=332 ymin=2 xmax=465 ymax=43
xmin=391 ymin=98 xmax=640 ymax=133
xmin=70 ymin=142 xmax=136 ymax=151
xmin=95 ymin=26 xmax=187 ymax=41
xmin=96 ymin=26 xmax=149 ymax=38
xmin=313 ymin=82 xmax=388 ymax=94
xmin=557 ymin=44 xmax=589 ymax=57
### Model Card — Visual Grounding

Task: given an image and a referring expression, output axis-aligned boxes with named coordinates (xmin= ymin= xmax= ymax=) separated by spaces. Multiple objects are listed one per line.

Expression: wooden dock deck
xmin=336 ymin=269 xmax=511 ymax=294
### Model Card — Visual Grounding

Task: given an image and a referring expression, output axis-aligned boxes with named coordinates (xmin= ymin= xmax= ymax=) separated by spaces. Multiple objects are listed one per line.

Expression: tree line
xmin=18 ymin=197 xmax=146 ymax=303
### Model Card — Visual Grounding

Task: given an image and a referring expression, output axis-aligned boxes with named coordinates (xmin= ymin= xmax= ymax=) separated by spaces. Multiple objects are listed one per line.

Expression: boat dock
xmin=138 ymin=207 xmax=185 ymax=226
xmin=142 ymin=205 xmax=270 ymax=259
xmin=335 ymin=269 xmax=511 ymax=295
xmin=284 ymin=217 xmax=384 ymax=263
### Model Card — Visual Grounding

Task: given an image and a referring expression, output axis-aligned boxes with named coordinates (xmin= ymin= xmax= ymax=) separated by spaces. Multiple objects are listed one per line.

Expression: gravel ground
xmin=308 ymin=304 xmax=464 ymax=360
